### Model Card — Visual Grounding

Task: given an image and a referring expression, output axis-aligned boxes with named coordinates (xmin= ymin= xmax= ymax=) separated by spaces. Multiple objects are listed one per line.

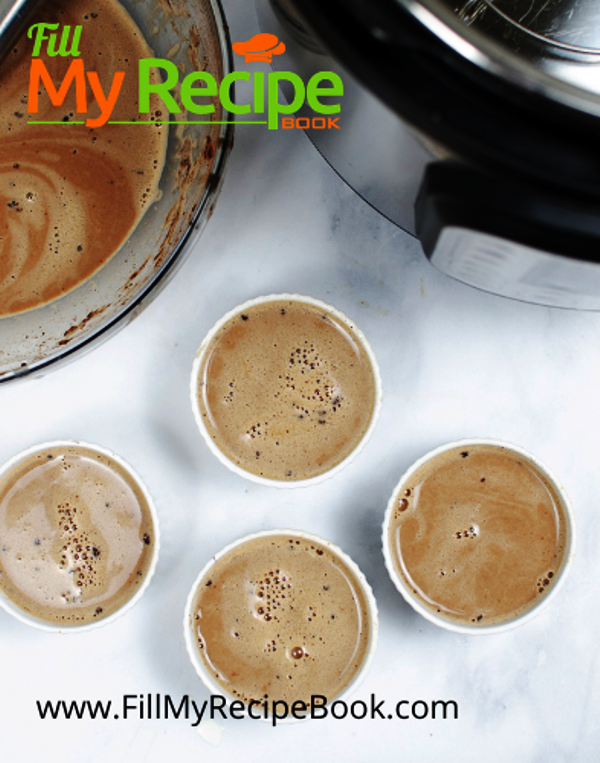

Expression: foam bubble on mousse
xmin=191 ymin=535 xmax=371 ymax=706
xmin=0 ymin=445 xmax=154 ymax=625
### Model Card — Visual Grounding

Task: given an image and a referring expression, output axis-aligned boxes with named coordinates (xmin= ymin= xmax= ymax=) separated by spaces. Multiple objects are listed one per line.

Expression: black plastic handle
xmin=416 ymin=160 xmax=600 ymax=264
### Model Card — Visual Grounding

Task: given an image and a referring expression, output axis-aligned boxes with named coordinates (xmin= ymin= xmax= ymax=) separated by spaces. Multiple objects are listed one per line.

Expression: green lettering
xmin=306 ymin=72 xmax=343 ymax=114
xmin=267 ymin=72 xmax=305 ymax=130
xmin=138 ymin=58 xmax=180 ymax=114
xmin=219 ymin=72 xmax=250 ymax=115
xmin=65 ymin=25 xmax=82 ymax=57
xmin=180 ymin=71 xmax=217 ymax=115
xmin=253 ymin=71 xmax=265 ymax=114
xmin=46 ymin=25 xmax=82 ymax=57
xmin=28 ymin=23 xmax=59 ymax=57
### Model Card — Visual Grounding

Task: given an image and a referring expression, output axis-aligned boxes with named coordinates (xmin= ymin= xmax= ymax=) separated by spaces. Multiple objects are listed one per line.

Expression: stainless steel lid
xmin=402 ymin=0 xmax=600 ymax=112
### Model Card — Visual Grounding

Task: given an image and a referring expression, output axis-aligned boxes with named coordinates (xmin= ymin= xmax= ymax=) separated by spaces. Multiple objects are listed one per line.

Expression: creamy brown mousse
xmin=196 ymin=299 xmax=378 ymax=481
xmin=387 ymin=444 xmax=569 ymax=627
xmin=0 ymin=444 xmax=155 ymax=625
xmin=0 ymin=0 xmax=167 ymax=316
xmin=190 ymin=534 xmax=371 ymax=705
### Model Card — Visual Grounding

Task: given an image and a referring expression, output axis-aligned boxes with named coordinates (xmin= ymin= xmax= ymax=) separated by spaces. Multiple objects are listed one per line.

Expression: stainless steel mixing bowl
xmin=0 ymin=0 xmax=233 ymax=381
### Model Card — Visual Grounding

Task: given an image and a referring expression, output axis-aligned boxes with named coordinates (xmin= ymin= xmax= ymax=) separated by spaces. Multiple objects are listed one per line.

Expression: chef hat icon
xmin=232 ymin=33 xmax=286 ymax=63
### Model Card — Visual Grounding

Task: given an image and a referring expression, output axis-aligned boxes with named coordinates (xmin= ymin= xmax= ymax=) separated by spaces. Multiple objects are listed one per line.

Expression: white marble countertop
xmin=1 ymin=2 xmax=599 ymax=761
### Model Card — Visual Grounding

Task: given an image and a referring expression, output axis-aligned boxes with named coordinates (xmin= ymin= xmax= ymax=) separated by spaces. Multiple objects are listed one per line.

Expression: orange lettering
xmin=86 ymin=71 xmax=125 ymax=128
xmin=28 ymin=58 xmax=86 ymax=113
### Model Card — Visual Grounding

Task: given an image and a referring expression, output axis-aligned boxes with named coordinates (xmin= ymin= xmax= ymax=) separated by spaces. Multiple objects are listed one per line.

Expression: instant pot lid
xmin=404 ymin=0 xmax=600 ymax=108
xmin=285 ymin=0 xmax=600 ymax=200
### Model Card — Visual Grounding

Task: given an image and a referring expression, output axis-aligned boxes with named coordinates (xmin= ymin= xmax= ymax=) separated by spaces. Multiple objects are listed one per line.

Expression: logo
xmin=26 ymin=24 xmax=342 ymax=131
xmin=232 ymin=34 xmax=285 ymax=63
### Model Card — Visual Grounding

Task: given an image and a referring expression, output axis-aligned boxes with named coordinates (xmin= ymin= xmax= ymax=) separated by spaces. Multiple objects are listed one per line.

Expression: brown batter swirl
xmin=0 ymin=0 xmax=167 ymax=316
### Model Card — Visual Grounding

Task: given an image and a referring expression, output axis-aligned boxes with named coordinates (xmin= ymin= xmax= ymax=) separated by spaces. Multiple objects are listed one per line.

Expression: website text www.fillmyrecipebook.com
xmin=35 ymin=693 xmax=459 ymax=727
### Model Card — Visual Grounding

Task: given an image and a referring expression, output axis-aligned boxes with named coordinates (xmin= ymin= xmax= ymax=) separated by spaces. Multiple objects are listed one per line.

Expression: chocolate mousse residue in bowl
xmin=0 ymin=0 xmax=168 ymax=317
xmin=0 ymin=0 xmax=233 ymax=381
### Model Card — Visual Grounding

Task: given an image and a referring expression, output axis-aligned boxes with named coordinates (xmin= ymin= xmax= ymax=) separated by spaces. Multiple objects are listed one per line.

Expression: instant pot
xmin=257 ymin=0 xmax=600 ymax=309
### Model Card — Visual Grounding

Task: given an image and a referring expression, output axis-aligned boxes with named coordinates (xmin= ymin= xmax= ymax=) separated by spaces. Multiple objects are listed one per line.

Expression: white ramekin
xmin=190 ymin=294 xmax=382 ymax=488
xmin=184 ymin=528 xmax=379 ymax=721
xmin=382 ymin=439 xmax=575 ymax=635
xmin=0 ymin=440 xmax=160 ymax=633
